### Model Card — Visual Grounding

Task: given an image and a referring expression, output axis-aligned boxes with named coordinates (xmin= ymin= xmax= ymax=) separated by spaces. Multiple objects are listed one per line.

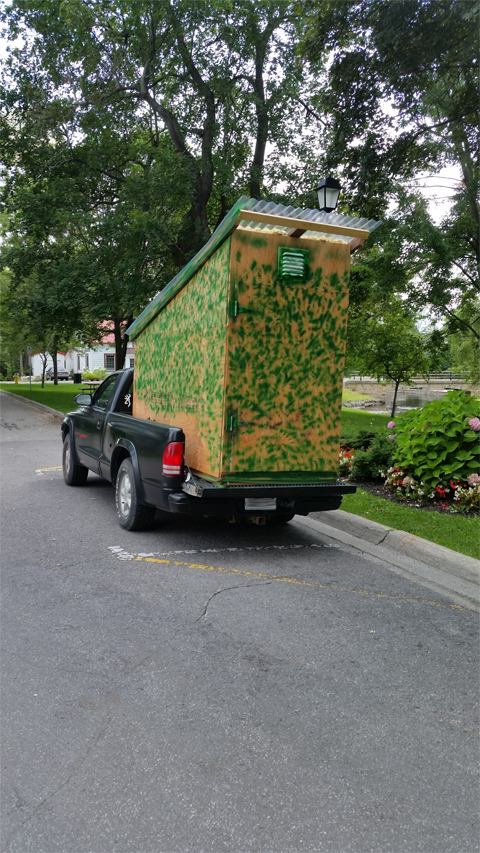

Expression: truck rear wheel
xmin=115 ymin=458 xmax=156 ymax=531
xmin=63 ymin=435 xmax=88 ymax=486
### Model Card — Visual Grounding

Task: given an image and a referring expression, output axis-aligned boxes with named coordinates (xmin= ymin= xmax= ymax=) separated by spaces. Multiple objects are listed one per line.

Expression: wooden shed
xmin=127 ymin=198 xmax=381 ymax=485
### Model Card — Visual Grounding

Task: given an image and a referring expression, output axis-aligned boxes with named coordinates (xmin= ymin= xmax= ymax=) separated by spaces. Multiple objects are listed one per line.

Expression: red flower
xmin=436 ymin=486 xmax=446 ymax=497
xmin=449 ymin=479 xmax=456 ymax=489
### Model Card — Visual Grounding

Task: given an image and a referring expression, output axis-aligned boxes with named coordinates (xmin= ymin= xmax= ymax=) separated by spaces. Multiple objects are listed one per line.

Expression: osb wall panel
xmin=133 ymin=238 xmax=230 ymax=477
xmin=222 ymin=229 xmax=350 ymax=476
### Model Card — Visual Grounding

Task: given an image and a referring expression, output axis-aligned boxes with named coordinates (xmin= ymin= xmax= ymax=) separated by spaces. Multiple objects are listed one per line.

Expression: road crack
xmin=195 ymin=581 xmax=272 ymax=623
xmin=377 ymin=529 xmax=392 ymax=545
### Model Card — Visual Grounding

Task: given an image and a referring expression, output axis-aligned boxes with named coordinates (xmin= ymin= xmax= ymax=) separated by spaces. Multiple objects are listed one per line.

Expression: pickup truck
xmin=62 ymin=369 xmax=355 ymax=531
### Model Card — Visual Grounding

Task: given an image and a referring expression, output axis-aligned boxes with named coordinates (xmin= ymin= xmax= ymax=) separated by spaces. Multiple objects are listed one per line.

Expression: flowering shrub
xmin=338 ymin=449 xmax=355 ymax=476
xmin=387 ymin=421 xmax=396 ymax=441
xmin=454 ymin=482 xmax=480 ymax=512
xmin=382 ymin=467 xmax=479 ymax=512
xmin=382 ymin=467 xmax=436 ymax=501
xmin=393 ymin=391 xmax=480 ymax=491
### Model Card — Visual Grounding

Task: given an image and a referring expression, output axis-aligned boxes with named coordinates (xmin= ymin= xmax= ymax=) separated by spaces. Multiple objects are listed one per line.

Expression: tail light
xmin=162 ymin=442 xmax=184 ymax=476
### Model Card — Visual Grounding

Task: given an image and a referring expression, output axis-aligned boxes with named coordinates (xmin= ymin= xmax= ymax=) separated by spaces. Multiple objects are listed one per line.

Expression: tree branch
xmin=450 ymin=260 xmax=479 ymax=287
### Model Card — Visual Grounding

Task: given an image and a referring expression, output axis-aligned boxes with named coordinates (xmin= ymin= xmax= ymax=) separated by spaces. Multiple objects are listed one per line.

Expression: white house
xmin=31 ymin=339 xmax=135 ymax=378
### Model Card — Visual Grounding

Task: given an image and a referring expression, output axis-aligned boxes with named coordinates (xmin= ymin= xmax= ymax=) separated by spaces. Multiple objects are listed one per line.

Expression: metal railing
xmin=345 ymin=371 xmax=465 ymax=382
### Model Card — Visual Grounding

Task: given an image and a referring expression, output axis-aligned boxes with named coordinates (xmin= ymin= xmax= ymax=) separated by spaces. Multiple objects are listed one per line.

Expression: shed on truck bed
xmin=127 ymin=197 xmax=381 ymax=485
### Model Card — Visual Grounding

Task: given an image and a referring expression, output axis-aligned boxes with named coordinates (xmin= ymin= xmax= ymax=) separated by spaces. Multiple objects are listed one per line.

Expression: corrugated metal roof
xmin=127 ymin=196 xmax=382 ymax=340
xmin=238 ymin=199 xmax=382 ymax=243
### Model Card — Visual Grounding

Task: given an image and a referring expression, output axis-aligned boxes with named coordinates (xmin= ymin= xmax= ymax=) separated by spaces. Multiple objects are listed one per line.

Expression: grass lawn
xmin=341 ymin=407 xmax=390 ymax=436
xmin=342 ymin=488 xmax=479 ymax=559
xmin=0 ymin=381 xmax=80 ymax=413
xmin=341 ymin=388 xmax=374 ymax=403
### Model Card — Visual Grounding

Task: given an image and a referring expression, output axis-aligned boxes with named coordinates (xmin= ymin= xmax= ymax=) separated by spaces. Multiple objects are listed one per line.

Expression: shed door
xmin=222 ymin=230 xmax=350 ymax=479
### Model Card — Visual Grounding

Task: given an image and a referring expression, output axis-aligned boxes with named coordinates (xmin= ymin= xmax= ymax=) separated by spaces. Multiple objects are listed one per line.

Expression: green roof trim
xmin=127 ymin=196 xmax=255 ymax=341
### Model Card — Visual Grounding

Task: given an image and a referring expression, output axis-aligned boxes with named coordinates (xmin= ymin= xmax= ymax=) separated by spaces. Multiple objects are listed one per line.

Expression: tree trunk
xmin=40 ymin=353 xmax=48 ymax=388
xmin=113 ymin=317 xmax=133 ymax=370
xmin=19 ymin=350 xmax=23 ymax=379
xmin=249 ymin=43 xmax=269 ymax=199
xmin=391 ymin=379 xmax=401 ymax=417
xmin=52 ymin=348 xmax=58 ymax=385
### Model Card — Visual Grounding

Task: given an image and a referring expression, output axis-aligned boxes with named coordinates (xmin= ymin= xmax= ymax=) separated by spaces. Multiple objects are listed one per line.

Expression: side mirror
xmin=74 ymin=393 xmax=92 ymax=406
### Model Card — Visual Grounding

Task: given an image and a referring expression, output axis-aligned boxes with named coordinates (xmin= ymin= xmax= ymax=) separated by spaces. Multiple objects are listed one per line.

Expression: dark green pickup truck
xmin=62 ymin=369 xmax=355 ymax=531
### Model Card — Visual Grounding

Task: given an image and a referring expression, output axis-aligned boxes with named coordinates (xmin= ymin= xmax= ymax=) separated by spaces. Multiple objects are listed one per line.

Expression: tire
xmin=63 ymin=435 xmax=88 ymax=486
xmin=115 ymin=458 xmax=156 ymax=531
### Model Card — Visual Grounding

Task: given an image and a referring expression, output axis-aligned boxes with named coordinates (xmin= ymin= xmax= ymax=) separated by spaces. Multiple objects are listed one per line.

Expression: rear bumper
xmin=168 ymin=481 xmax=355 ymax=518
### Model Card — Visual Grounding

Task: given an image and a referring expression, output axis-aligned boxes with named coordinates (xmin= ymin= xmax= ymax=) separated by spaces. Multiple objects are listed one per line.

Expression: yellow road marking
xmin=133 ymin=556 xmax=473 ymax=612
xmin=35 ymin=466 xmax=63 ymax=472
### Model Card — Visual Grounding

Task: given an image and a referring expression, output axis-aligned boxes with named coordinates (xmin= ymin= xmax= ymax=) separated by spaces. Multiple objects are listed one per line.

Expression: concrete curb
xmin=302 ymin=510 xmax=479 ymax=610
xmin=0 ymin=389 xmax=65 ymax=420
xmin=309 ymin=509 xmax=479 ymax=583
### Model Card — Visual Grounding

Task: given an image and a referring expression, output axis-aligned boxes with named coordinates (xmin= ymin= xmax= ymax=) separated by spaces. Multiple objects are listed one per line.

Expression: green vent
xmin=278 ymin=247 xmax=309 ymax=282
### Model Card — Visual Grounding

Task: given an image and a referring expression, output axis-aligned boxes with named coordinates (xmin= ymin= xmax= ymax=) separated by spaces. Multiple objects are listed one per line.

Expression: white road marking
xmin=108 ymin=542 xmax=339 ymax=561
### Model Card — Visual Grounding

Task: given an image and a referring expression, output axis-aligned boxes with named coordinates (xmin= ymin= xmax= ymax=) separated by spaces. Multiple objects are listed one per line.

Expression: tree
xmin=448 ymin=301 xmax=480 ymax=384
xmin=2 ymin=0 xmax=324 ymax=261
xmin=1 ymin=0 xmax=330 ymax=364
xmin=301 ymin=0 xmax=479 ymax=332
xmin=0 ymin=272 xmax=58 ymax=386
xmin=348 ymin=304 xmax=430 ymax=416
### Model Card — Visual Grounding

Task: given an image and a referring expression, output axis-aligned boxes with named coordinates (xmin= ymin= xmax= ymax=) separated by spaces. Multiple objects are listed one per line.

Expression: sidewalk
xmin=2 ymin=389 xmax=478 ymax=609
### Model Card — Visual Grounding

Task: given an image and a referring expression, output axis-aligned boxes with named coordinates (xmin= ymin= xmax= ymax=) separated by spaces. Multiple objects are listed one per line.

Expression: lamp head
xmin=316 ymin=176 xmax=341 ymax=213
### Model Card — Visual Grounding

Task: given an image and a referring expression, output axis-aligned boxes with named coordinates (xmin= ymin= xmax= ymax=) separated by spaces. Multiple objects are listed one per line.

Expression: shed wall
xmin=132 ymin=238 xmax=231 ymax=477
xmin=221 ymin=230 xmax=350 ymax=480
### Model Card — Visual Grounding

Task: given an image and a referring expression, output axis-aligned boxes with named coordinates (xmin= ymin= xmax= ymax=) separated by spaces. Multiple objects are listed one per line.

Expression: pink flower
xmin=467 ymin=473 xmax=480 ymax=486
xmin=469 ymin=417 xmax=480 ymax=432
xmin=387 ymin=421 xmax=395 ymax=429
xmin=388 ymin=434 xmax=396 ymax=440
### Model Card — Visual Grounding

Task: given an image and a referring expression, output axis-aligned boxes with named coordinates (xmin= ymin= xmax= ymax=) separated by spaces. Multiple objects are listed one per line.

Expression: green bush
xmin=392 ymin=391 xmax=480 ymax=489
xmin=350 ymin=434 xmax=394 ymax=481
xmin=81 ymin=367 xmax=108 ymax=381
xmin=341 ymin=429 xmax=377 ymax=451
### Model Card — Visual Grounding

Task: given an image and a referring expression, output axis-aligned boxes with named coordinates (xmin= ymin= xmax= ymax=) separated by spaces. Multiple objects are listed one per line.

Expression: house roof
xmin=127 ymin=196 xmax=382 ymax=341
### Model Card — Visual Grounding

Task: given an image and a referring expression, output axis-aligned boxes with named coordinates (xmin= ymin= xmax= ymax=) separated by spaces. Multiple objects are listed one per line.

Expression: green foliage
xmin=448 ymin=302 xmax=480 ymax=384
xmin=1 ymin=0 xmax=330 ymax=364
xmin=341 ymin=429 xmax=376 ymax=451
xmin=80 ymin=368 xmax=108 ymax=381
xmin=348 ymin=301 xmax=430 ymax=415
xmin=350 ymin=433 xmax=394 ymax=482
xmin=393 ymin=391 xmax=480 ymax=489
xmin=302 ymin=0 xmax=479 ymax=339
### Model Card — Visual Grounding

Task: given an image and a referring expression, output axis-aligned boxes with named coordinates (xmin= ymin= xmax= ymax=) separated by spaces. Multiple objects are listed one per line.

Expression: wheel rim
xmin=119 ymin=471 xmax=132 ymax=517
xmin=64 ymin=442 xmax=71 ymax=475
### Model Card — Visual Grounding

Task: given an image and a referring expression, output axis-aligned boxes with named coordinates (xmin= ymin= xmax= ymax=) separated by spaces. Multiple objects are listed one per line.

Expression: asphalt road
xmin=1 ymin=392 xmax=478 ymax=853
